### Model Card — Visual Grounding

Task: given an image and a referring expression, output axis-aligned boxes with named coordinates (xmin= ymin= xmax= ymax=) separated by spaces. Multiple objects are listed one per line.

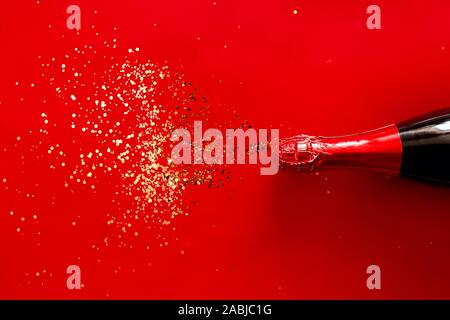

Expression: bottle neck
xmin=280 ymin=124 xmax=403 ymax=176
xmin=318 ymin=124 xmax=403 ymax=175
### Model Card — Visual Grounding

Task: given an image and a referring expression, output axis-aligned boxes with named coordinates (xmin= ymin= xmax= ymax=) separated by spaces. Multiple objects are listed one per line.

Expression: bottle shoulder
xmin=398 ymin=108 xmax=450 ymax=132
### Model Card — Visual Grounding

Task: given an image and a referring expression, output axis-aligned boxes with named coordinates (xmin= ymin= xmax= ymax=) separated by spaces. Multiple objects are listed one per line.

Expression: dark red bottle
xmin=280 ymin=109 xmax=450 ymax=184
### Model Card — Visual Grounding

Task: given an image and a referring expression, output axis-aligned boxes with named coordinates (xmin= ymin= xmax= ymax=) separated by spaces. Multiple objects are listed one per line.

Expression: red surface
xmin=1 ymin=0 xmax=450 ymax=299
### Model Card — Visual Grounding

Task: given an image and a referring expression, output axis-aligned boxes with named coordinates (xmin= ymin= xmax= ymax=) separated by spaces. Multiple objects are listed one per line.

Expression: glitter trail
xmin=33 ymin=41 xmax=218 ymax=246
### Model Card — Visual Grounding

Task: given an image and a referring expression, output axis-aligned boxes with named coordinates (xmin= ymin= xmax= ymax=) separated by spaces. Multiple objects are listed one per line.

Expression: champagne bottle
xmin=280 ymin=109 xmax=450 ymax=184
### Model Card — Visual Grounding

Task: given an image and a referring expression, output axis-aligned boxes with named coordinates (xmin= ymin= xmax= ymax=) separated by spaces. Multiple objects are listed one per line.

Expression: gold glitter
xmin=38 ymin=40 xmax=217 ymax=247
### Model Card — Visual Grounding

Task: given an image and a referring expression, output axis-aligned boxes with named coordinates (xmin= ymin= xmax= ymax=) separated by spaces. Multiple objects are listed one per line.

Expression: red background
xmin=1 ymin=0 xmax=450 ymax=299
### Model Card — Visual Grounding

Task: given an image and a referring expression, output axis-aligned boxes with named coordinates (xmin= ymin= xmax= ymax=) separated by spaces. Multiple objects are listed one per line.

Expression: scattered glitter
xmin=24 ymin=39 xmax=223 ymax=247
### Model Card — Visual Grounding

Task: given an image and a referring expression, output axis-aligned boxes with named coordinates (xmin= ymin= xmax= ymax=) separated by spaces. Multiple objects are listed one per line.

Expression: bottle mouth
xmin=280 ymin=135 xmax=324 ymax=170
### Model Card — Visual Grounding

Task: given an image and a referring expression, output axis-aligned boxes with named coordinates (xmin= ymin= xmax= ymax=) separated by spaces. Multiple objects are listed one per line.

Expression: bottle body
xmin=398 ymin=110 xmax=450 ymax=184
